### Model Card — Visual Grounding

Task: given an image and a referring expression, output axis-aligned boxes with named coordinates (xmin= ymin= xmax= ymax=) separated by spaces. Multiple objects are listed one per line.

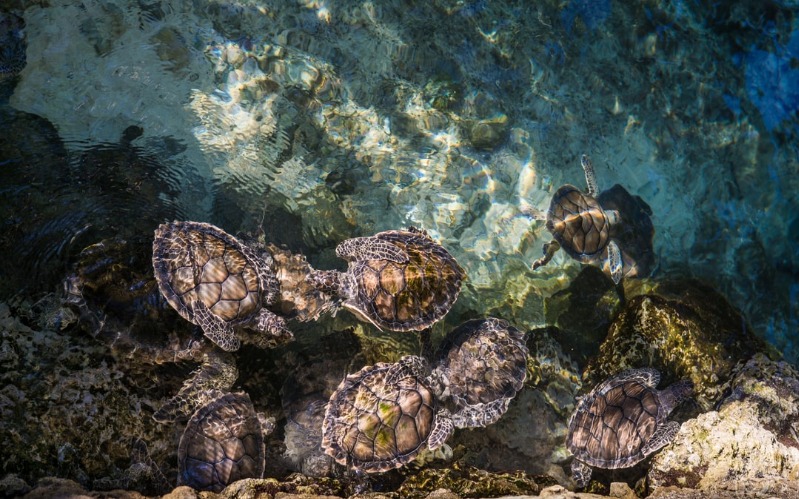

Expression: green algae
xmin=583 ymin=279 xmax=769 ymax=409
xmin=398 ymin=465 xmax=556 ymax=498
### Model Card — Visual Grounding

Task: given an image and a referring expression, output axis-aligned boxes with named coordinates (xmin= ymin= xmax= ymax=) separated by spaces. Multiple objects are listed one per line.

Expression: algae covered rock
xmin=647 ymin=354 xmax=799 ymax=493
xmin=583 ymin=280 xmax=766 ymax=409
xmin=398 ymin=465 xmax=556 ymax=499
xmin=0 ymin=301 xmax=173 ymax=493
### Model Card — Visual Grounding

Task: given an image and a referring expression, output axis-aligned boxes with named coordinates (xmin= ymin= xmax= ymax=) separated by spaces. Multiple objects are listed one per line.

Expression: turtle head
xmin=308 ymin=269 xmax=343 ymax=295
xmin=604 ymin=208 xmax=621 ymax=227
xmin=661 ymin=379 xmax=694 ymax=414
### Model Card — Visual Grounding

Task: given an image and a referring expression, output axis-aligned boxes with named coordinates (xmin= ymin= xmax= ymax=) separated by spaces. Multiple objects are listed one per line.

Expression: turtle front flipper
xmin=519 ymin=202 xmax=547 ymax=221
xmin=428 ymin=408 xmax=454 ymax=451
xmin=571 ymin=459 xmax=592 ymax=489
xmin=190 ymin=301 xmax=241 ymax=351
xmin=251 ymin=308 xmax=294 ymax=348
xmin=450 ymin=398 xmax=511 ymax=429
xmin=532 ymin=239 xmax=561 ymax=270
xmin=153 ymin=351 xmax=238 ymax=422
xmin=580 ymin=154 xmax=599 ymax=197
xmin=336 ymin=236 xmax=409 ymax=263
xmin=607 ymin=240 xmax=623 ymax=284
xmin=640 ymin=420 xmax=680 ymax=456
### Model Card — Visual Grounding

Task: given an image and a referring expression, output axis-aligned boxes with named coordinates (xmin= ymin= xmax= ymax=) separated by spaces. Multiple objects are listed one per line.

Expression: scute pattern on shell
xmin=322 ymin=362 xmax=437 ymax=472
xmin=152 ymin=221 xmax=271 ymax=326
xmin=436 ymin=318 xmax=528 ymax=427
xmin=178 ymin=392 xmax=265 ymax=492
xmin=567 ymin=369 xmax=661 ymax=469
xmin=347 ymin=229 xmax=465 ymax=331
xmin=547 ymin=185 xmax=612 ymax=261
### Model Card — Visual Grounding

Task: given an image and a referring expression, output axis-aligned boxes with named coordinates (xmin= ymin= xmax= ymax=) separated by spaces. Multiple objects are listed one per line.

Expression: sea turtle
xmin=526 ymin=155 xmax=651 ymax=284
xmin=309 ymin=227 xmax=465 ymax=332
xmin=566 ymin=368 xmax=693 ymax=488
xmin=152 ymin=221 xmax=292 ymax=352
xmin=321 ymin=355 xmax=455 ymax=473
xmin=178 ymin=390 xmax=273 ymax=492
xmin=432 ymin=317 xmax=528 ymax=428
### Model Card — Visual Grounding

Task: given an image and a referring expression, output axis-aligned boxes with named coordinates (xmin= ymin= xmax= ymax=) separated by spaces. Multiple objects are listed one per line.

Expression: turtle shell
xmin=546 ymin=185 xmax=612 ymax=262
xmin=435 ymin=318 xmax=528 ymax=427
xmin=178 ymin=392 xmax=265 ymax=492
xmin=152 ymin=221 xmax=276 ymax=329
xmin=566 ymin=369 xmax=664 ymax=469
xmin=344 ymin=228 xmax=465 ymax=331
xmin=321 ymin=361 xmax=437 ymax=472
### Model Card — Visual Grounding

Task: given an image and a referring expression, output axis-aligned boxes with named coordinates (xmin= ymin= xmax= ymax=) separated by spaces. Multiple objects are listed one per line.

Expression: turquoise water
xmin=1 ymin=0 xmax=798 ymax=493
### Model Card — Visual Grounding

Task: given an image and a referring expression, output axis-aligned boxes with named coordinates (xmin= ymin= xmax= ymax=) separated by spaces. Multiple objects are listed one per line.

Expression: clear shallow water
xmin=0 ymin=0 xmax=798 ymax=492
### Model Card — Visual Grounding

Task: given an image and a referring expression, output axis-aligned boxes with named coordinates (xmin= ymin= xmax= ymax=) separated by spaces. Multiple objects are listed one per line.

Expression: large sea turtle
xmin=178 ymin=390 xmax=273 ymax=492
xmin=321 ymin=356 xmax=455 ymax=473
xmin=309 ymin=227 xmax=465 ymax=332
xmin=526 ymin=155 xmax=653 ymax=284
xmin=152 ymin=221 xmax=293 ymax=352
xmin=566 ymin=368 xmax=693 ymax=488
xmin=432 ymin=318 xmax=528 ymax=428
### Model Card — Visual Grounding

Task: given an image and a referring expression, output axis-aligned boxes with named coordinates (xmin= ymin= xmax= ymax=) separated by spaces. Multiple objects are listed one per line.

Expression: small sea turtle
xmin=152 ymin=221 xmax=292 ymax=352
xmin=527 ymin=155 xmax=640 ymax=284
xmin=178 ymin=390 xmax=273 ymax=492
xmin=321 ymin=356 xmax=454 ymax=473
xmin=432 ymin=318 xmax=528 ymax=428
xmin=309 ymin=227 xmax=465 ymax=332
xmin=566 ymin=368 xmax=693 ymax=488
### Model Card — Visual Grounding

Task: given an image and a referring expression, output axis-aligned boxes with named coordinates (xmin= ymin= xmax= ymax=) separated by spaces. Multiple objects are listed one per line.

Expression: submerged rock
xmin=544 ymin=266 xmax=620 ymax=365
xmin=398 ymin=466 xmax=557 ymax=499
xmin=0 ymin=302 xmax=174 ymax=493
xmin=647 ymin=354 xmax=799 ymax=493
xmin=583 ymin=280 xmax=767 ymax=409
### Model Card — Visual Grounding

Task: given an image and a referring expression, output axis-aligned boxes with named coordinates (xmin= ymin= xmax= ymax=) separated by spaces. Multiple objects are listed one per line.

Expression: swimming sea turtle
xmin=309 ymin=227 xmax=465 ymax=332
xmin=321 ymin=355 xmax=455 ymax=472
xmin=566 ymin=368 xmax=693 ymax=488
xmin=152 ymin=221 xmax=292 ymax=352
xmin=178 ymin=390 xmax=273 ymax=492
xmin=432 ymin=317 xmax=528 ymax=428
xmin=527 ymin=155 xmax=633 ymax=284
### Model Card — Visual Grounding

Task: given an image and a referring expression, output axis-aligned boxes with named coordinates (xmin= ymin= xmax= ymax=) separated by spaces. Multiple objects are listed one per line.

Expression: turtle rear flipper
xmin=532 ymin=239 xmax=560 ymax=270
xmin=571 ymin=459 xmax=592 ymax=488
